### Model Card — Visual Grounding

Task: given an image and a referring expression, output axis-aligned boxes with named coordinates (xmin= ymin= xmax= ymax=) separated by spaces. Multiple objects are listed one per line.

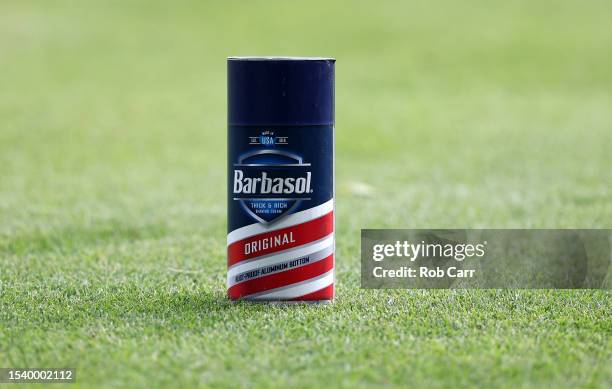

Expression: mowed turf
xmin=0 ymin=1 xmax=610 ymax=387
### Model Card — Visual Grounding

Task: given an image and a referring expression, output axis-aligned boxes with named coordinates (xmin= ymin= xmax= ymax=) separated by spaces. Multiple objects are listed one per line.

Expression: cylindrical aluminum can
xmin=227 ymin=57 xmax=335 ymax=302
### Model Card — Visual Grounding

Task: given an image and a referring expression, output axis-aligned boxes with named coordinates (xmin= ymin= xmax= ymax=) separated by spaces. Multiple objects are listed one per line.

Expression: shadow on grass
xmin=2 ymin=283 xmax=331 ymax=333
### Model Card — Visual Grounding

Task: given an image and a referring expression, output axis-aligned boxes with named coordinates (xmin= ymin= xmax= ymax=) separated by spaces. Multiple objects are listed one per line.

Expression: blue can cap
xmin=228 ymin=57 xmax=335 ymax=126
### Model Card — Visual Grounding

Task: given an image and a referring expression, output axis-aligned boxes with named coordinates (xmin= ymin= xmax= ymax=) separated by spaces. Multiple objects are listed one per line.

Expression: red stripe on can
xmin=228 ymin=254 xmax=334 ymax=299
xmin=227 ymin=211 xmax=333 ymax=267
xmin=292 ymin=284 xmax=334 ymax=301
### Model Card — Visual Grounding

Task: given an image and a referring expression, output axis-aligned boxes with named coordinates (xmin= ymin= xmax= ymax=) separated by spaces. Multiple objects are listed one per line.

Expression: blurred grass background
xmin=0 ymin=1 xmax=610 ymax=388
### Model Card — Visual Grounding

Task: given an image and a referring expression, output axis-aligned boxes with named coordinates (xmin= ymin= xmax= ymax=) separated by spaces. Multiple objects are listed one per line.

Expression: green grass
xmin=0 ymin=0 xmax=611 ymax=387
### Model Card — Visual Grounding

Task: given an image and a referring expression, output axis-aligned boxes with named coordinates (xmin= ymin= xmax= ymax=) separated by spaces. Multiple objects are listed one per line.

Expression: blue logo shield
xmin=233 ymin=150 xmax=311 ymax=224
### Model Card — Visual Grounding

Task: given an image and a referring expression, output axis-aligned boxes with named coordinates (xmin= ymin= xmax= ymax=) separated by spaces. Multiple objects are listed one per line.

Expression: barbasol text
xmin=233 ymin=170 xmax=312 ymax=195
